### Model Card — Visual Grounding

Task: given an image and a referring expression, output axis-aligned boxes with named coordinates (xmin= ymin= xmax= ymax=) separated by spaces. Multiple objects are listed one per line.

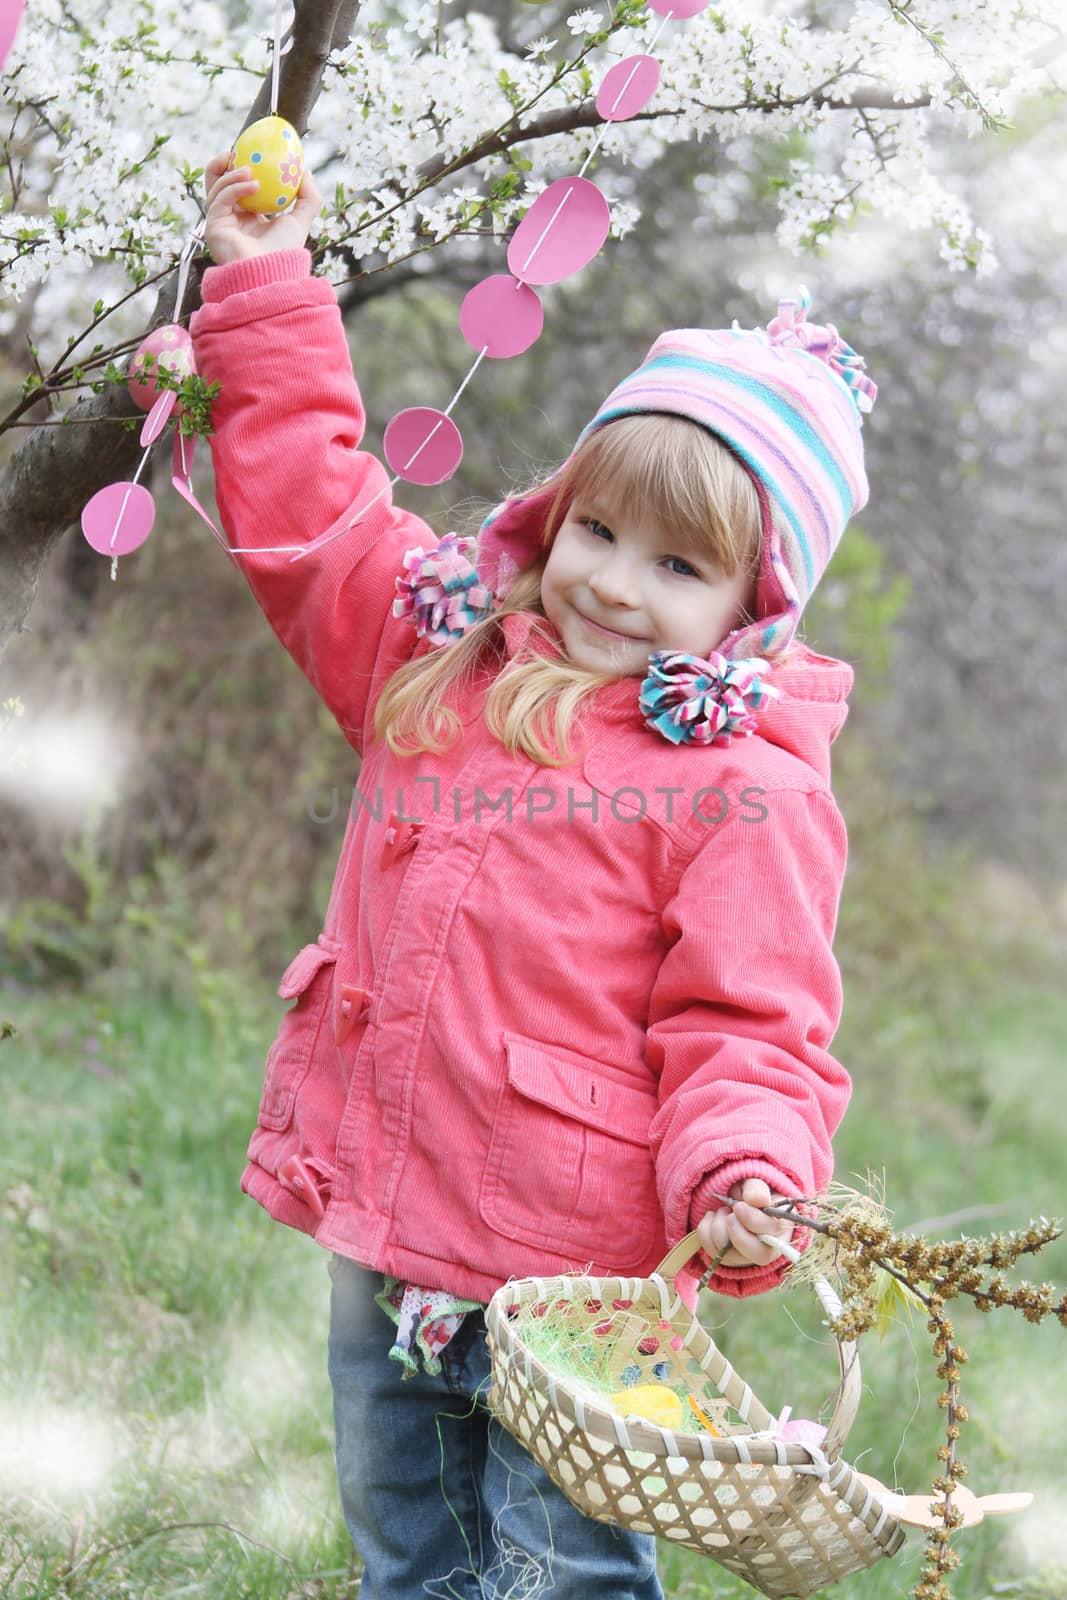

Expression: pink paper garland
xmin=359 ymin=6 xmax=708 ymax=512
xmin=76 ymin=3 xmax=712 ymax=569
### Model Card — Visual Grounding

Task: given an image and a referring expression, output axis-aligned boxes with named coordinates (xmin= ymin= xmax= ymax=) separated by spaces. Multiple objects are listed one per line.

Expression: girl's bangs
xmin=557 ymin=414 xmax=759 ymax=575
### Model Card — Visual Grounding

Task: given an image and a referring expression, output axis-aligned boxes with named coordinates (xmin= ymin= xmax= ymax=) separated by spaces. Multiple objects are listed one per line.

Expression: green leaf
xmin=872 ymin=1267 xmax=925 ymax=1337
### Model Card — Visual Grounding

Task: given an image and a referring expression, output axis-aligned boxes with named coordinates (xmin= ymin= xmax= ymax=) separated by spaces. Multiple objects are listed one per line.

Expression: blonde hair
xmin=373 ymin=413 xmax=769 ymax=768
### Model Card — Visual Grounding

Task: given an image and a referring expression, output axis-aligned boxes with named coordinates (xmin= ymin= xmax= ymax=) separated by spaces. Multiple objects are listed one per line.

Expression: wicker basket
xmin=486 ymin=1229 xmax=906 ymax=1600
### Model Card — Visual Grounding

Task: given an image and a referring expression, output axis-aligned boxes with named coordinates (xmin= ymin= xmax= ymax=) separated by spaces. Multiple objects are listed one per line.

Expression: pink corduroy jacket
xmin=189 ymin=249 xmax=854 ymax=1304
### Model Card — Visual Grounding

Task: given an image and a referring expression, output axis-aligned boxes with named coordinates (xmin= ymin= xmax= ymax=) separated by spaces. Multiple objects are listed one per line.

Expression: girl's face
xmin=540 ymin=494 xmax=757 ymax=677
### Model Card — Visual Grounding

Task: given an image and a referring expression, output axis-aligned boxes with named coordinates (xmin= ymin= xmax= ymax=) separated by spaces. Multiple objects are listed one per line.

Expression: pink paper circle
xmin=647 ymin=0 xmax=708 ymax=15
xmin=596 ymin=55 xmax=661 ymax=122
xmin=460 ymin=275 xmax=544 ymax=359
xmin=384 ymin=408 xmax=463 ymax=486
xmin=140 ymin=389 xmax=177 ymax=447
xmin=0 ymin=0 xmax=27 ymax=70
xmin=507 ymin=177 xmax=611 ymax=287
xmin=128 ymin=324 xmax=194 ymax=411
xmin=81 ymin=482 xmax=156 ymax=556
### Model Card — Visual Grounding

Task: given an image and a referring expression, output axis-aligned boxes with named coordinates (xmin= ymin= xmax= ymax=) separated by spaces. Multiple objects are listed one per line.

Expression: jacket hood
xmin=748 ymin=646 xmax=853 ymax=784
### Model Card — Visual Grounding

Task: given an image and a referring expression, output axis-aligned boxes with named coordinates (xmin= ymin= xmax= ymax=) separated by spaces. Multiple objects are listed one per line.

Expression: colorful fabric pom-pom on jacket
xmin=189 ymin=249 xmax=854 ymax=1305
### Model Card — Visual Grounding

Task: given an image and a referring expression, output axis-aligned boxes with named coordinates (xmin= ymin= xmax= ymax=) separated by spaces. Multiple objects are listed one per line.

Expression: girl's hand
xmin=203 ymin=150 xmax=324 ymax=266
xmin=696 ymin=1178 xmax=794 ymax=1269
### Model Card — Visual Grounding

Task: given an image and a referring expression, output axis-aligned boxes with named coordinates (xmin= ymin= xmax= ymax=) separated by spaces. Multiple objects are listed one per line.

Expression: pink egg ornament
xmin=128 ymin=324 xmax=195 ymax=413
xmin=460 ymin=275 xmax=544 ymax=359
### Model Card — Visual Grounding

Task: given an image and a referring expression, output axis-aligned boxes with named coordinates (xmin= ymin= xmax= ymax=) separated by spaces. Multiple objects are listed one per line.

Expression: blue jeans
xmin=327 ymin=1253 xmax=665 ymax=1600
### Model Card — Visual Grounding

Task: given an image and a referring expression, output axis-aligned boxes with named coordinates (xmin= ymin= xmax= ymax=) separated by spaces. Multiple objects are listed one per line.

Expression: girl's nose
xmin=589 ymin=556 xmax=641 ymax=607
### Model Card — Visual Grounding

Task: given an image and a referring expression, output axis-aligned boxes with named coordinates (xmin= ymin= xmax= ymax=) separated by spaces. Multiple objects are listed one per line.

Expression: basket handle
xmin=654 ymin=1227 xmax=861 ymax=1459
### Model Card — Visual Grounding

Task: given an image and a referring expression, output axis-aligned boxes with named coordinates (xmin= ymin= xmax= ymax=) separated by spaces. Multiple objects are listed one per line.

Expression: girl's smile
xmin=575 ymin=611 xmax=648 ymax=642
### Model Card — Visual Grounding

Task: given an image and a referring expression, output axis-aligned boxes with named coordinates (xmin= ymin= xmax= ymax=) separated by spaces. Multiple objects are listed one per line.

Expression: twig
xmin=887 ymin=0 xmax=1010 ymax=131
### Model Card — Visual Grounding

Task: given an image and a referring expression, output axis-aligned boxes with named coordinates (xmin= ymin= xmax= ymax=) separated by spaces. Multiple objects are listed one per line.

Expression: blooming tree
xmin=0 ymin=0 xmax=1063 ymax=651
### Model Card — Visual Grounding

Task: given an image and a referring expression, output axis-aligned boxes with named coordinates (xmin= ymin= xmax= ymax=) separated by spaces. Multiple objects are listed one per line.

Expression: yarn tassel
xmin=765 ymin=287 xmax=878 ymax=420
xmin=639 ymin=650 xmax=781 ymax=747
xmin=393 ymin=531 xmax=496 ymax=647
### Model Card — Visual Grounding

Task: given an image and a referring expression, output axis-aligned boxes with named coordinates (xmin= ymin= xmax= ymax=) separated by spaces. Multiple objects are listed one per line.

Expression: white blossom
xmin=566 ymin=9 xmax=602 ymax=38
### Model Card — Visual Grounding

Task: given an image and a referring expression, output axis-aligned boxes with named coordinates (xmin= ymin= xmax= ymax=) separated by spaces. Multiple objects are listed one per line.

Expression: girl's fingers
xmin=732 ymin=1199 xmax=789 ymax=1237
xmin=726 ymin=1210 xmax=780 ymax=1264
xmin=206 ymin=169 xmax=258 ymax=210
xmin=697 ymin=1208 xmax=729 ymax=1256
xmin=204 ymin=152 xmax=233 ymax=193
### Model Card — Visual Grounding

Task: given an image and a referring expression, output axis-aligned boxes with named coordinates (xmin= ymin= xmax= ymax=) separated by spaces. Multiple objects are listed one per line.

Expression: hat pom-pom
xmin=393 ymin=532 xmax=496 ymax=647
xmin=639 ymin=651 xmax=781 ymax=746
xmin=766 ymin=287 xmax=878 ymax=422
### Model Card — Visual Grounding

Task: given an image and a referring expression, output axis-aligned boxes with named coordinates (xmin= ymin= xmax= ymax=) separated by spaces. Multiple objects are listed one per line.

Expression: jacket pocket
xmin=258 ymin=940 xmax=340 ymax=1131
xmin=480 ymin=1032 xmax=661 ymax=1270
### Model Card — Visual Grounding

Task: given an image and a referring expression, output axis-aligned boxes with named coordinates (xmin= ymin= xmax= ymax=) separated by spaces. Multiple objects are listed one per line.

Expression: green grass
xmin=1 ymin=949 xmax=1065 ymax=1599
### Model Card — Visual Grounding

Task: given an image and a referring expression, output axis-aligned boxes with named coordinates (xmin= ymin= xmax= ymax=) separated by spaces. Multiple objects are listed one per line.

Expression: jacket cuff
xmin=200 ymin=248 xmax=313 ymax=303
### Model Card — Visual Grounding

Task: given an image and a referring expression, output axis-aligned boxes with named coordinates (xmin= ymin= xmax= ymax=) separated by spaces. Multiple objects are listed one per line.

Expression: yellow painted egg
xmin=233 ymin=116 xmax=304 ymax=215
xmin=608 ymin=1385 xmax=684 ymax=1430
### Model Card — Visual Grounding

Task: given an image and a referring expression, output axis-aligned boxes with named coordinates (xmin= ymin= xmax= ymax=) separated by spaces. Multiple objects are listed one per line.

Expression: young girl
xmin=191 ymin=151 xmax=877 ymax=1600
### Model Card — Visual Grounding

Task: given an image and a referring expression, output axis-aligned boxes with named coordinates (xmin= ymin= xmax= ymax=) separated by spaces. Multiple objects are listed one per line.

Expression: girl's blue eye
xmin=580 ymin=516 xmax=700 ymax=578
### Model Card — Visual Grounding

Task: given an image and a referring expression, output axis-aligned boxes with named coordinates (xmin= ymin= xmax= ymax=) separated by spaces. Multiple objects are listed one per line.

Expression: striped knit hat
xmin=476 ymin=290 xmax=877 ymax=662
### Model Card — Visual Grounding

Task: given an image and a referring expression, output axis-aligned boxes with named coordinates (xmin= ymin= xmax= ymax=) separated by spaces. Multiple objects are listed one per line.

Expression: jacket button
xmin=335 ymin=983 xmax=370 ymax=1045
xmin=279 ymin=1154 xmax=327 ymax=1220
xmin=380 ymin=811 xmax=425 ymax=868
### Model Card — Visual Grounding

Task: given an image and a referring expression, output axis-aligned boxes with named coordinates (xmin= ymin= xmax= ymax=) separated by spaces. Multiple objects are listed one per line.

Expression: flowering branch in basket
xmin=710 ymin=1183 xmax=1064 ymax=1600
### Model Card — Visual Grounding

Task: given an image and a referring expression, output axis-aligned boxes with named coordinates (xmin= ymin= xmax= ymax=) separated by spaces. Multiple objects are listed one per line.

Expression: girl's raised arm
xmin=189 ymin=159 xmax=435 ymax=753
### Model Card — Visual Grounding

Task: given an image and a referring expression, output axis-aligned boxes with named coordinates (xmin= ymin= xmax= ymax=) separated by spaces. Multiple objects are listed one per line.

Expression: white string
xmin=108 ymin=488 xmax=134 ymax=550
xmin=231 ymin=469 xmax=393 ymax=558
xmin=444 ymin=345 xmax=488 ymax=415
xmin=269 ymin=0 xmax=284 ymax=115
xmin=173 ymin=219 xmax=205 ymax=326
